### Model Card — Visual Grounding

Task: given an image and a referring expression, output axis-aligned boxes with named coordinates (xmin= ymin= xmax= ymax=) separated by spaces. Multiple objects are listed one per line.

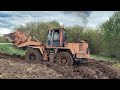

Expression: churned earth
xmin=0 ymin=53 xmax=120 ymax=79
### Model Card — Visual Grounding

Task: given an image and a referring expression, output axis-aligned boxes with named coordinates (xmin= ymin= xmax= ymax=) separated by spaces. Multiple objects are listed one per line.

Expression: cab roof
xmin=49 ymin=27 xmax=66 ymax=31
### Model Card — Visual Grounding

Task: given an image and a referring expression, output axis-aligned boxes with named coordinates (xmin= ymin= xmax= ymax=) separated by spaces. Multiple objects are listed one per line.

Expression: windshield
xmin=48 ymin=30 xmax=52 ymax=40
xmin=54 ymin=30 xmax=59 ymax=40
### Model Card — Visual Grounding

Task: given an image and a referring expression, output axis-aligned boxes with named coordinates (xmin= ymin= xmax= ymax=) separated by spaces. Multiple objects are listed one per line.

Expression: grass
xmin=91 ymin=54 xmax=120 ymax=63
xmin=112 ymin=63 xmax=120 ymax=68
xmin=0 ymin=44 xmax=26 ymax=56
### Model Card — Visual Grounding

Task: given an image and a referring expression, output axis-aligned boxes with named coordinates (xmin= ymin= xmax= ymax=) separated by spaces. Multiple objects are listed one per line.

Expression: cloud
xmin=87 ymin=11 xmax=114 ymax=28
xmin=62 ymin=11 xmax=93 ymax=25
xmin=0 ymin=11 xmax=115 ymax=35
xmin=0 ymin=28 xmax=12 ymax=35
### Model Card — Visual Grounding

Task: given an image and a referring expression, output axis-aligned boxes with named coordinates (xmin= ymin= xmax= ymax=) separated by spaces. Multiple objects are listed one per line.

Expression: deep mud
xmin=0 ymin=53 xmax=120 ymax=79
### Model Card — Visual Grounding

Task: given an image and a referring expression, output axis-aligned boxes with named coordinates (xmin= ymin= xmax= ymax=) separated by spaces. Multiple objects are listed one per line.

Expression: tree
xmin=99 ymin=11 xmax=120 ymax=58
xmin=14 ymin=20 xmax=60 ymax=42
xmin=65 ymin=25 xmax=84 ymax=43
xmin=83 ymin=29 xmax=103 ymax=54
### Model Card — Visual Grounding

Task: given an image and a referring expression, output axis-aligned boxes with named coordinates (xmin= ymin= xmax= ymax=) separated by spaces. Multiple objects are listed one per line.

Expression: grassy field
xmin=0 ymin=43 xmax=26 ymax=56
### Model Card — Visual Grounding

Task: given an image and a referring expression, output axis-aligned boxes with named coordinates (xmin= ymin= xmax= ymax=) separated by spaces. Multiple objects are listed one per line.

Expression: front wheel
xmin=55 ymin=52 xmax=74 ymax=66
xmin=25 ymin=48 xmax=42 ymax=62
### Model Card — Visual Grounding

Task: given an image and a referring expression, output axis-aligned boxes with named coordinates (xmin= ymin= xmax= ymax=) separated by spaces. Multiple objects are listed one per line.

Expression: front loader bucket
xmin=4 ymin=33 xmax=16 ymax=43
xmin=4 ymin=31 xmax=41 ymax=48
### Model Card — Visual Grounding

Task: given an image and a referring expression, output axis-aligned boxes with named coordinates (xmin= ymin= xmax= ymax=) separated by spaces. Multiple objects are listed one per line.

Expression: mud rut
xmin=0 ymin=53 xmax=120 ymax=79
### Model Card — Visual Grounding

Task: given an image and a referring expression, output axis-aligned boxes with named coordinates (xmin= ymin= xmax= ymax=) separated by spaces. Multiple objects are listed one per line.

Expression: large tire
xmin=25 ymin=48 xmax=42 ymax=62
xmin=55 ymin=52 xmax=73 ymax=66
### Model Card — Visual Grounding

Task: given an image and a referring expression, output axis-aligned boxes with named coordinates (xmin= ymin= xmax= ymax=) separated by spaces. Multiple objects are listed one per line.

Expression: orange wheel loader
xmin=4 ymin=27 xmax=90 ymax=66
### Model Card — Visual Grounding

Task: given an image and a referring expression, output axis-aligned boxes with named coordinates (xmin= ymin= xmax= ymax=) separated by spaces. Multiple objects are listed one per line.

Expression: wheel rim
xmin=29 ymin=54 xmax=36 ymax=60
xmin=59 ymin=58 xmax=67 ymax=65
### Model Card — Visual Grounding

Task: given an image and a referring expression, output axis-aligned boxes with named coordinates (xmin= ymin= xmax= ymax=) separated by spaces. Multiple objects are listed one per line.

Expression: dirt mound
xmin=0 ymin=53 xmax=63 ymax=79
xmin=0 ymin=53 xmax=120 ymax=79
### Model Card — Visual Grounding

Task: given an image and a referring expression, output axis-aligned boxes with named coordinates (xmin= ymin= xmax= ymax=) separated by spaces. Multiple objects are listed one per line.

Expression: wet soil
xmin=0 ymin=53 xmax=120 ymax=79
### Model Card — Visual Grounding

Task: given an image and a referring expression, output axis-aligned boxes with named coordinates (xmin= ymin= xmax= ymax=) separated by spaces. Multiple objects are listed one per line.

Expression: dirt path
xmin=0 ymin=53 xmax=120 ymax=79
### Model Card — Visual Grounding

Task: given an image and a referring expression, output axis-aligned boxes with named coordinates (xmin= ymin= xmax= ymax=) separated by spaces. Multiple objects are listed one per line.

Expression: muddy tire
xmin=55 ymin=52 xmax=73 ymax=66
xmin=25 ymin=48 xmax=42 ymax=62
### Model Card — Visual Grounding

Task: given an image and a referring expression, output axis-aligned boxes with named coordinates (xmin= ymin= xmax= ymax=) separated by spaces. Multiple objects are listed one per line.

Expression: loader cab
xmin=47 ymin=27 xmax=67 ymax=47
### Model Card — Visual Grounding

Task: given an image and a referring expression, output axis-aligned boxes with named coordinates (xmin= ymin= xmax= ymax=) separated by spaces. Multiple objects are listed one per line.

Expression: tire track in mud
xmin=41 ymin=60 xmax=120 ymax=79
xmin=0 ymin=53 xmax=120 ymax=79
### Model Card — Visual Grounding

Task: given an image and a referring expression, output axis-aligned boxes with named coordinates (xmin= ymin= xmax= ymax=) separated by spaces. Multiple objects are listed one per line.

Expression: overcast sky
xmin=0 ymin=11 xmax=114 ymax=35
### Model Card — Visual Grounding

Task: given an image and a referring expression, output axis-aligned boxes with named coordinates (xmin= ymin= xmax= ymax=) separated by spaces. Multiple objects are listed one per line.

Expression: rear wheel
xmin=55 ymin=52 xmax=73 ymax=66
xmin=25 ymin=48 xmax=42 ymax=62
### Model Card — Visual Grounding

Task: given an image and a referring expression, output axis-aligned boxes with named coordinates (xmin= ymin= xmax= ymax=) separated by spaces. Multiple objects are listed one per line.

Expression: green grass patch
xmin=91 ymin=54 xmax=120 ymax=63
xmin=112 ymin=63 xmax=120 ymax=68
xmin=0 ymin=44 xmax=26 ymax=56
